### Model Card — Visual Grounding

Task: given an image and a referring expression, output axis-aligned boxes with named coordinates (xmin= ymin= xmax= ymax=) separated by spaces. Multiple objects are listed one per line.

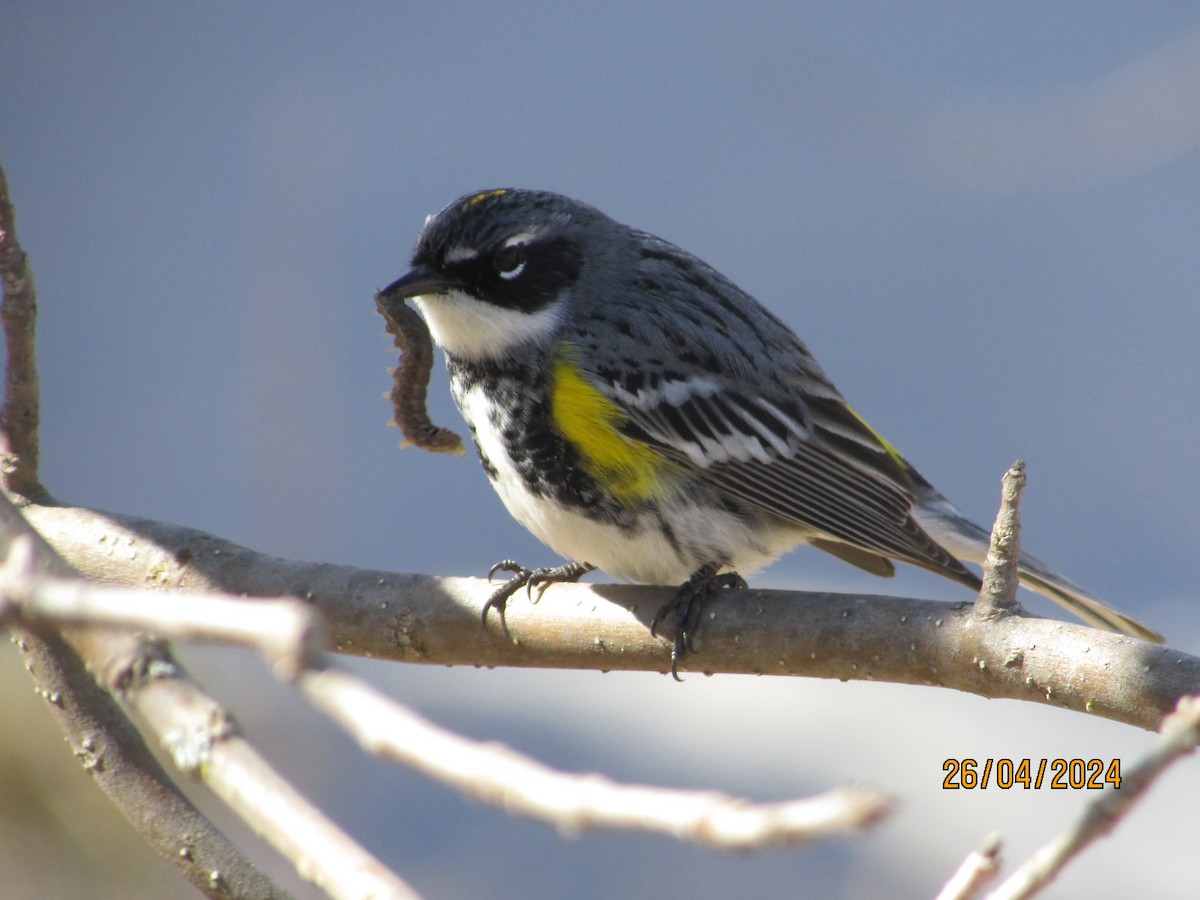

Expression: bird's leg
xmin=482 ymin=560 xmax=595 ymax=627
xmin=651 ymin=562 xmax=747 ymax=681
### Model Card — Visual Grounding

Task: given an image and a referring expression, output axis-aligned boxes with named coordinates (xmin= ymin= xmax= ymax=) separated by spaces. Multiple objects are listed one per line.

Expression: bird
xmin=378 ymin=188 xmax=1162 ymax=675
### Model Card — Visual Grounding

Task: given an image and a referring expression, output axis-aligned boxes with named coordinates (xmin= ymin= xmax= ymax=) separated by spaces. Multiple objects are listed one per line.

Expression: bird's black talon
xmin=480 ymin=579 xmax=523 ymax=627
xmin=669 ymin=635 xmax=686 ymax=682
xmin=524 ymin=573 xmax=555 ymax=602
xmin=525 ymin=575 xmax=542 ymax=602
xmin=480 ymin=560 xmax=594 ymax=628
xmin=487 ymin=559 xmax=522 ymax=583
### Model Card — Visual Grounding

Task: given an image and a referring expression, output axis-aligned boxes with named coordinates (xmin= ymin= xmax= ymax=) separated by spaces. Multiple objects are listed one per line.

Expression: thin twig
xmin=0 ymin=162 xmax=42 ymax=499
xmin=988 ymin=696 xmax=1200 ymax=899
xmin=937 ymin=833 xmax=1002 ymax=900
xmin=299 ymin=663 xmax=891 ymax=848
xmin=0 ymin=534 xmax=324 ymax=678
xmin=975 ymin=461 xmax=1025 ymax=622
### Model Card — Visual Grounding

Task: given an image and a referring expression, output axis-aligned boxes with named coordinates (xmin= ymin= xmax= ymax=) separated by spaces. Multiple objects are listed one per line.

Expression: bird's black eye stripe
xmin=494 ymin=243 xmax=527 ymax=279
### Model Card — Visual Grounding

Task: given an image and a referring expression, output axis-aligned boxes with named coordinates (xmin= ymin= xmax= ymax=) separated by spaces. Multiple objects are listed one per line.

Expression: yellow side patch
xmin=550 ymin=349 xmax=674 ymax=503
xmin=464 ymin=189 xmax=508 ymax=209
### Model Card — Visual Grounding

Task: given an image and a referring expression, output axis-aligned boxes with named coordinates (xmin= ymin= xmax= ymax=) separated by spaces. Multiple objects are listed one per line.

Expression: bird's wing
xmin=601 ymin=369 xmax=971 ymax=582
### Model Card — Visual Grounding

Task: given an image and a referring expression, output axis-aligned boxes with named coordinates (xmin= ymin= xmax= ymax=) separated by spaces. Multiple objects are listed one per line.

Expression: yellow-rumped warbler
xmin=379 ymin=188 xmax=1161 ymax=673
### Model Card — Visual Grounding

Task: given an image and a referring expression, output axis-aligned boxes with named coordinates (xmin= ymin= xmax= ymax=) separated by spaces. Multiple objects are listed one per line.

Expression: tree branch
xmin=0 ymin=163 xmax=42 ymax=500
xmin=937 ymin=833 xmax=1002 ymax=900
xmin=975 ymin=462 xmax=1024 ymax=622
xmin=23 ymin=500 xmax=1197 ymax=732
xmin=0 ymin=535 xmax=324 ymax=678
xmin=298 ymin=663 xmax=890 ymax=848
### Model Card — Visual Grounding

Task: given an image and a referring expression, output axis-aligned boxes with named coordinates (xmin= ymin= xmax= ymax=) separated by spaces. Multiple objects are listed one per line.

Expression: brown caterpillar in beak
xmin=374 ymin=288 xmax=465 ymax=456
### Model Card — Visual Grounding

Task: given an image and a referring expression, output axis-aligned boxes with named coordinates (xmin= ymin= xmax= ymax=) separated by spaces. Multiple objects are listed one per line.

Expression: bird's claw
xmin=651 ymin=564 xmax=747 ymax=681
xmin=487 ymin=559 xmax=525 ymax=585
xmin=481 ymin=560 xmax=594 ymax=628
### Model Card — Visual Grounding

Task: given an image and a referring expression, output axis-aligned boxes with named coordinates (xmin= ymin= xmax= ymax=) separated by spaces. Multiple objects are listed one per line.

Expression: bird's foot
xmin=651 ymin=562 xmax=747 ymax=681
xmin=482 ymin=559 xmax=595 ymax=627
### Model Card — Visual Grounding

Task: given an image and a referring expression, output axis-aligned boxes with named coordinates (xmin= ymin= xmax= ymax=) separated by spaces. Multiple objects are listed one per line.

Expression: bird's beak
xmin=377 ymin=265 xmax=460 ymax=303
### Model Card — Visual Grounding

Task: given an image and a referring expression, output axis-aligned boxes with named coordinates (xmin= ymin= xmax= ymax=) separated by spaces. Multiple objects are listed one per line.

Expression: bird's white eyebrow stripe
xmin=503 ymin=230 xmax=542 ymax=247
xmin=443 ymin=244 xmax=478 ymax=264
xmin=443 ymin=230 xmax=542 ymax=266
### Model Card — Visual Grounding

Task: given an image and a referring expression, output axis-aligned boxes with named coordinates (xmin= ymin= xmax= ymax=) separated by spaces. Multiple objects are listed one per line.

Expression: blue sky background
xmin=3 ymin=4 xmax=1200 ymax=897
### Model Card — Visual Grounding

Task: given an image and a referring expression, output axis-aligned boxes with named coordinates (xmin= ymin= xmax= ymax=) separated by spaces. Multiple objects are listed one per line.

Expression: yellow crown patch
xmin=463 ymin=189 xmax=508 ymax=209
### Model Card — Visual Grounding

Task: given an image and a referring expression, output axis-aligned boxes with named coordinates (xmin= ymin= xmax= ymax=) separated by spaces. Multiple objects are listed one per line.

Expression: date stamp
xmin=942 ymin=758 xmax=1122 ymax=790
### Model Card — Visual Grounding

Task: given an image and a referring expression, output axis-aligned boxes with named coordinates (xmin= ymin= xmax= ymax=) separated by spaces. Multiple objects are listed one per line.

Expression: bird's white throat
xmin=414 ymin=289 xmax=565 ymax=361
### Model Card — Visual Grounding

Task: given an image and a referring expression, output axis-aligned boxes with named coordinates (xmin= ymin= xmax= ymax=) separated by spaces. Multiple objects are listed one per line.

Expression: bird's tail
xmin=911 ymin=480 xmax=1164 ymax=644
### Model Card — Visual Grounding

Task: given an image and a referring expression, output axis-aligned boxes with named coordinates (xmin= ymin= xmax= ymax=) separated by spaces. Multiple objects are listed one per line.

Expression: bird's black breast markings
xmin=477 ymin=451 xmax=500 ymax=482
xmin=449 ymin=359 xmax=641 ymax=525
xmin=465 ymin=420 xmax=500 ymax=481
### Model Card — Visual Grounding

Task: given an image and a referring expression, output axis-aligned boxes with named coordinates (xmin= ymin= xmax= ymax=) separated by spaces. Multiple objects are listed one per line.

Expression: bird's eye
xmin=494 ymin=243 xmax=527 ymax=280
